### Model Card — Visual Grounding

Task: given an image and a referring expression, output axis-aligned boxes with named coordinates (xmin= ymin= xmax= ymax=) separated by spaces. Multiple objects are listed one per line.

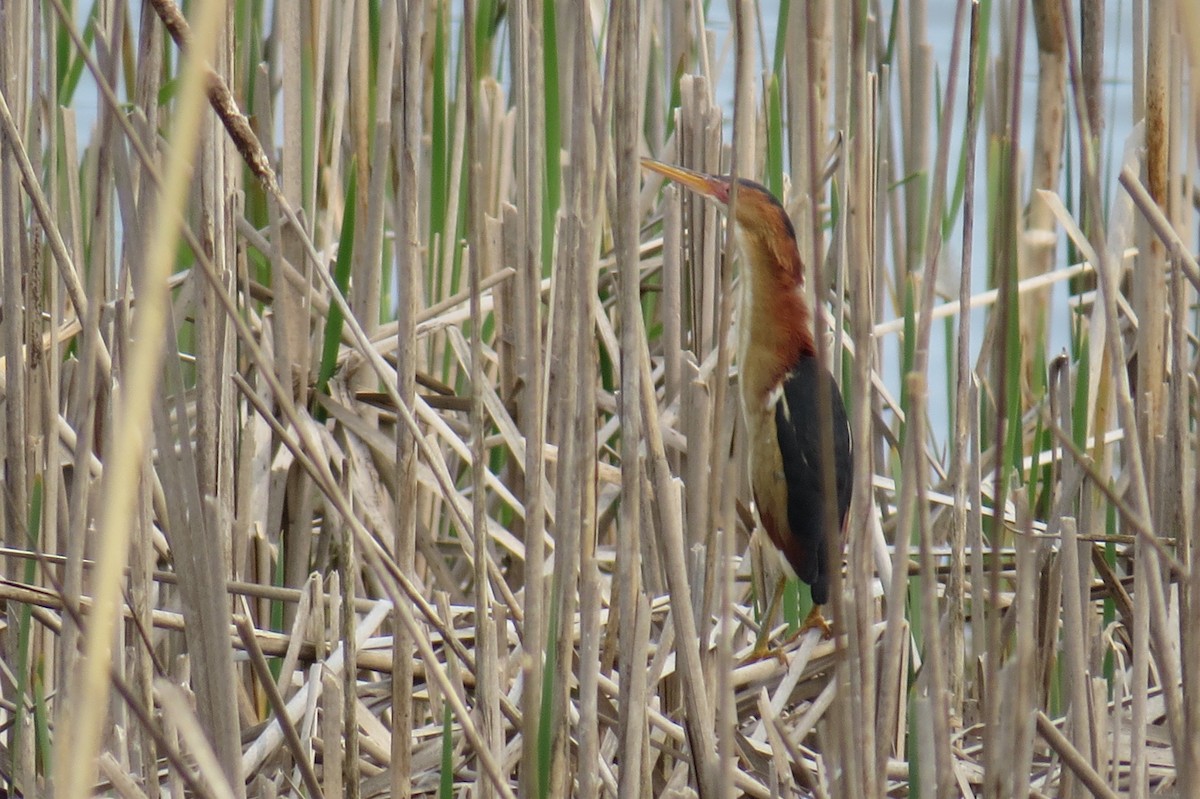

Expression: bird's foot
xmin=742 ymin=578 xmax=789 ymax=665
xmin=797 ymin=605 xmax=833 ymax=639
xmin=745 ymin=635 xmax=790 ymax=666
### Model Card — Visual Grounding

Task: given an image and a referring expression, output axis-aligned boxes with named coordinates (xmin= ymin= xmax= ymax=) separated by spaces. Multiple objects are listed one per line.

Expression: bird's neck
xmin=735 ymin=232 xmax=814 ymax=406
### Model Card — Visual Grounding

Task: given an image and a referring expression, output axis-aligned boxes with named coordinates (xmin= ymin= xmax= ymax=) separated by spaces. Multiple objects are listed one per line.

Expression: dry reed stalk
xmin=352 ymin=1 xmax=392 ymax=368
xmin=1179 ymin=32 xmax=1200 ymax=792
xmin=275 ymin=0 xmax=308 ymax=408
xmin=506 ymin=0 xmax=549 ymax=794
xmin=1138 ymin=1 xmax=1170 ymax=458
xmin=570 ymin=5 xmax=604 ymax=794
xmin=980 ymin=3 xmax=1028 ymax=794
xmin=612 ymin=2 xmax=650 ymax=794
xmin=901 ymin=0 xmax=932 ymax=279
xmin=641 ymin=214 xmax=719 ymax=798
xmin=910 ymin=373 xmax=953 ymax=795
xmin=1036 ymin=710 xmax=1121 ymax=799
xmin=1023 ymin=0 xmax=1067 ymax=386
xmin=393 ymin=0 xmax=424 ymax=796
xmin=714 ymin=4 xmax=758 ymax=796
xmin=830 ymin=2 xmax=879 ymax=793
xmin=901 ymin=5 xmax=969 ymax=786
xmin=678 ymin=76 xmax=727 ymax=651
xmin=877 ymin=372 xmax=917 ymax=780
xmin=660 ymin=187 xmax=685 ymax=408
xmin=55 ymin=116 xmax=92 ymax=721
xmin=463 ymin=4 xmax=501 ymax=798
xmin=949 ymin=0 xmax=985 ymax=728
xmin=0 ymin=12 xmax=32 ymax=792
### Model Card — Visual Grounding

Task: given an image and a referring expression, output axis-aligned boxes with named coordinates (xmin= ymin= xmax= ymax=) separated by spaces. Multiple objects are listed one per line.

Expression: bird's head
xmin=641 ymin=157 xmax=803 ymax=286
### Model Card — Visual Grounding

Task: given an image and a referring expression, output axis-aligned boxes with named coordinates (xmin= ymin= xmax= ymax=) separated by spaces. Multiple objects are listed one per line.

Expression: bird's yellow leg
xmin=798 ymin=603 xmax=832 ymax=638
xmin=747 ymin=577 xmax=787 ymax=662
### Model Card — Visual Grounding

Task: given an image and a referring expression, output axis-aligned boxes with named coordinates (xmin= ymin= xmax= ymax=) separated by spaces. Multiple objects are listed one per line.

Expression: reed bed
xmin=0 ymin=0 xmax=1197 ymax=796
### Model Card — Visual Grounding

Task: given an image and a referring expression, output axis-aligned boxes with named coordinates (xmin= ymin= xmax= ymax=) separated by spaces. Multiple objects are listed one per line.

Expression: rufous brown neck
xmin=734 ymin=225 xmax=815 ymax=406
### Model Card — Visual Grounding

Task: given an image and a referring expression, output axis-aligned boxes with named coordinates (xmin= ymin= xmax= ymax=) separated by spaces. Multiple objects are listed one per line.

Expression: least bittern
xmin=642 ymin=158 xmax=853 ymax=654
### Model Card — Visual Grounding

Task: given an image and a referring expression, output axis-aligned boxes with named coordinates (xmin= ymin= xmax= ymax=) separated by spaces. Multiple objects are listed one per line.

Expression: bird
xmin=641 ymin=157 xmax=853 ymax=653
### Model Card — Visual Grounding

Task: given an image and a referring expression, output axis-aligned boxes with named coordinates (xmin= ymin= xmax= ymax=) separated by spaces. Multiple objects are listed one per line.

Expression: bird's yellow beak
xmin=640 ymin=157 xmax=729 ymax=204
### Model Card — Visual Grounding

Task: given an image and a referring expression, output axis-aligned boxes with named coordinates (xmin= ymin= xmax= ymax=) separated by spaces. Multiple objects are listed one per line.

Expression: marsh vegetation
xmin=0 ymin=0 xmax=1197 ymax=796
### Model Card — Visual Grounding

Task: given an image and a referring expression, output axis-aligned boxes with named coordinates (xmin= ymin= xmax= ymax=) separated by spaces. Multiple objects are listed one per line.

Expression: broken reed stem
xmin=1035 ymin=711 xmax=1121 ymax=799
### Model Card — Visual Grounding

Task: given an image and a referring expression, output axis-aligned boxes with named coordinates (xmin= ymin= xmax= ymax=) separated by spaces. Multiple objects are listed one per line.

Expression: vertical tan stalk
xmin=673 ymin=79 xmax=718 ymax=620
xmin=911 ymin=374 xmax=953 ymax=796
xmin=1130 ymin=517 xmax=1150 ymax=799
xmin=1137 ymin=4 xmax=1184 ymax=786
xmin=276 ymin=0 xmax=308 ymax=400
xmin=190 ymin=23 xmax=237 ymax=778
xmin=800 ymin=0 xmax=829 ymax=311
xmin=614 ymin=1 xmax=647 ymax=795
xmin=39 ymin=31 xmax=65 ymax=788
xmin=641 ymin=342 xmax=717 ymax=798
xmin=661 ymin=189 xmax=684 ymax=404
xmin=950 ymin=0 xmax=985 ymax=723
xmin=714 ymin=3 xmax=757 ymax=796
xmin=1080 ymin=0 xmax=1104 ymax=170
xmin=392 ymin=2 xmax=425 ymax=796
xmin=568 ymin=6 xmax=601 ymax=797
xmin=1174 ymin=23 xmax=1200 ymax=780
xmin=902 ymin=0 xmax=932 ymax=275
xmin=276 ymin=0 xmax=314 ymax=608
xmin=876 ymin=374 xmax=918 ymax=788
xmin=355 ymin=0 xmax=397 ymax=377
xmin=194 ymin=0 xmax=237 ymax=543
xmin=697 ymin=98 xmax=730 ymax=672
xmin=1024 ymin=0 xmax=1066 ymax=389
xmin=1059 ymin=511 xmax=1094 ymax=799
xmin=172 ymin=17 xmax=233 ymax=786
xmin=564 ymin=94 xmax=597 ymax=791
xmin=545 ymin=199 xmax=580 ymax=796
xmin=54 ymin=103 xmax=96 ymax=757
xmin=0 ymin=8 xmax=32 ymax=791
xmin=983 ymin=2 xmax=1028 ymax=792
xmin=1010 ymin=502 xmax=1038 ymax=799
xmin=341 ymin=518 xmax=359 ymax=797
xmin=841 ymin=5 xmax=879 ymax=791
xmin=1138 ymin=2 xmax=1170 ymax=452
xmin=509 ymin=0 xmax=548 ymax=792
xmin=1078 ymin=0 xmax=1106 ymax=415
xmin=804 ymin=0 xmax=831 ymax=294
xmin=1167 ymin=224 xmax=1195 ymax=794
xmin=904 ymin=5 xmax=969 ymax=791
xmin=542 ymin=3 xmax=603 ymax=793
xmin=463 ymin=3 xmax=501 ymax=796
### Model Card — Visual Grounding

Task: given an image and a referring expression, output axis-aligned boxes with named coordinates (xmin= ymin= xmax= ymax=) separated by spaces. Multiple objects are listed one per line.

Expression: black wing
xmin=773 ymin=356 xmax=854 ymax=604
